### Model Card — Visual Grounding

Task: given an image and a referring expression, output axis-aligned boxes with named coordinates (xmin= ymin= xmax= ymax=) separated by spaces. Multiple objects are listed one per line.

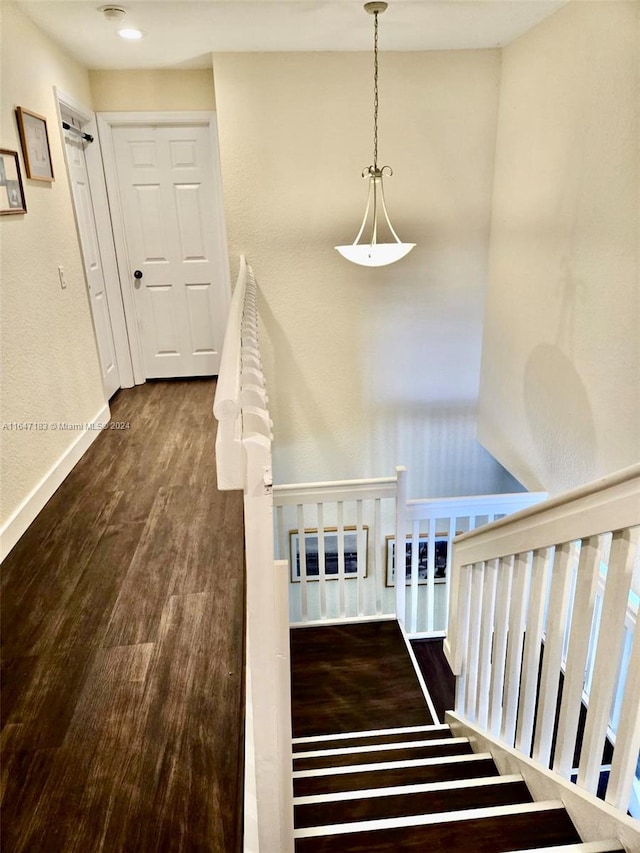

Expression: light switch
xmin=58 ymin=266 xmax=67 ymax=289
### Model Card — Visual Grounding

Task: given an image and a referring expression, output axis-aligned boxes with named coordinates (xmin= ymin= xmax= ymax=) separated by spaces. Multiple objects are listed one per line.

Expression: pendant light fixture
xmin=335 ymin=1 xmax=415 ymax=267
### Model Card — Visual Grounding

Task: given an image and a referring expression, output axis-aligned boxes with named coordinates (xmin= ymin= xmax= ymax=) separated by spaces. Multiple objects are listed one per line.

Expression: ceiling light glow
xmin=118 ymin=27 xmax=144 ymax=40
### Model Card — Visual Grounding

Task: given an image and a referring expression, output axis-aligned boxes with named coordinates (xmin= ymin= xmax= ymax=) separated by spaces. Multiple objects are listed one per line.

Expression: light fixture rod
xmin=373 ymin=6 xmax=380 ymax=169
xmin=365 ymin=1 xmax=387 ymax=169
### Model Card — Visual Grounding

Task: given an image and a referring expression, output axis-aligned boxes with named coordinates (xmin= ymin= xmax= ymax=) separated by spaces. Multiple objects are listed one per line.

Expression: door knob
xmin=134 ymin=270 xmax=143 ymax=279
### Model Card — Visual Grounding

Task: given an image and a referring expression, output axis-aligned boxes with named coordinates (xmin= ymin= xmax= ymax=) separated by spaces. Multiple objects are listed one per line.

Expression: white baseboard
xmin=399 ymin=621 xmax=441 ymax=725
xmin=0 ymin=403 xmax=110 ymax=561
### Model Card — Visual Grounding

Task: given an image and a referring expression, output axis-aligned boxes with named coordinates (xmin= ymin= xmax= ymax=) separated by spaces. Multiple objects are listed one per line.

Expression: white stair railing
xmin=215 ymin=257 xmax=639 ymax=845
xmin=274 ymin=471 xmax=545 ymax=635
xmin=273 ymin=472 xmax=400 ymax=626
xmin=400 ymin=490 xmax=546 ymax=636
xmin=213 ymin=257 xmax=294 ymax=853
xmin=445 ymin=463 xmax=640 ymax=820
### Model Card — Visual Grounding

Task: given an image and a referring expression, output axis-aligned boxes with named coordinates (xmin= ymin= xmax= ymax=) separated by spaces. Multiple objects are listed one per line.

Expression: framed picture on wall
xmin=16 ymin=107 xmax=54 ymax=181
xmin=385 ymin=534 xmax=448 ymax=587
xmin=0 ymin=149 xmax=27 ymax=215
xmin=290 ymin=527 xmax=369 ymax=582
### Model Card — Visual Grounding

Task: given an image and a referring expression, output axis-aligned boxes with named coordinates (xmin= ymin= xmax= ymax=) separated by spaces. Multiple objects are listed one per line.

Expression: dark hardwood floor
xmin=290 ymin=621 xmax=434 ymax=737
xmin=1 ymin=379 xmax=245 ymax=853
xmin=410 ymin=638 xmax=456 ymax=722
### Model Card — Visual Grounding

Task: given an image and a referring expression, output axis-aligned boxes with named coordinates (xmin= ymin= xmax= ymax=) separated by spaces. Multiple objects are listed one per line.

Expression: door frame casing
xmin=96 ymin=110 xmax=231 ymax=385
xmin=54 ymin=88 xmax=135 ymax=389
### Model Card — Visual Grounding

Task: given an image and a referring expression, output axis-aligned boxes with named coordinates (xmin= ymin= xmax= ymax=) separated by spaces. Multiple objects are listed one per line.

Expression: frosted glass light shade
xmin=335 ymin=242 xmax=416 ymax=267
xmin=118 ymin=27 xmax=144 ymax=39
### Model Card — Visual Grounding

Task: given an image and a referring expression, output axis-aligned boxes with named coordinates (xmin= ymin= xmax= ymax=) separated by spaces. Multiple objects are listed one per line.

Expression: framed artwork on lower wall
xmin=0 ymin=149 xmax=27 ymax=215
xmin=290 ymin=527 xmax=369 ymax=582
xmin=385 ymin=534 xmax=448 ymax=587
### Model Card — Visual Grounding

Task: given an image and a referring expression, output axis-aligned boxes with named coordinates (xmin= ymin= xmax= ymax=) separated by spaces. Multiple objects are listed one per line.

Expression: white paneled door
xmin=64 ymin=125 xmax=120 ymax=398
xmin=111 ymin=123 xmax=227 ymax=379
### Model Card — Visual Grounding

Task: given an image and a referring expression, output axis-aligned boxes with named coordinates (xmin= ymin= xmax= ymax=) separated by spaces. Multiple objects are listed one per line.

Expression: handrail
xmin=213 ymin=257 xmax=293 ymax=853
xmin=445 ymin=464 xmax=640 ymax=671
xmin=213 ymin=255 xmax=248 ymax=490
xmin=406 ymin=490 xmax=547 ymax=518
xmin=452 ymin=462 xmax=640 ymax=552
xmin=445 ymin=464 xmax=640 ymax=822
xmin=273 ymin=475 xmax=397 ymax=503
xmin=213 ymin=254 xmax=246 ymax=421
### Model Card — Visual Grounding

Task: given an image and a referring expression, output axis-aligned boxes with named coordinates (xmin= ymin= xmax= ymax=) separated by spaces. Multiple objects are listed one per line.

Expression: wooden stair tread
xmin=294 ymin=802 xmax=581 ymax=852
xmin=293 ymin=725 xmax=451 ymax=753
xmin=294 ymin=778 xmax=532 ymax=828
xmin=293 ymin=738 xmax=472 ymax=771
xmin=289 ymin=622 xmax=604 ymax=853
xmin=293 ymin=755 xmax=499 ymax=797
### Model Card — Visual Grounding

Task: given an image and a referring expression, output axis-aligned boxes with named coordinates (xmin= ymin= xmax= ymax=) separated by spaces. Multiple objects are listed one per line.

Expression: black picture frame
xmin=0 ymin=149 xmax=27 ymax=215
xmin=385 ymin=535 xmax=448 ymax=587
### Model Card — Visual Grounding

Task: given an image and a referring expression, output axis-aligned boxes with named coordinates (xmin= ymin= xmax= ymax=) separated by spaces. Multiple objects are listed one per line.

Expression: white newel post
xmin=444 ymin=545 xmax=464 ymax=677
xmin=394 ymin=466 xmax=408 ymax=628
xmin=243 ymin=435 xmax=294 ymax=853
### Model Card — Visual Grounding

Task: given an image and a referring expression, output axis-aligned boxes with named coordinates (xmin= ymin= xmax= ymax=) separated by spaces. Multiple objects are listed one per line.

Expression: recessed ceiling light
xmin=118 ymin=27 xmax=144 ymax=40
xmin=99 ymin=6 xmax=145 ymax=40
xmin=100 ymin=5 xmax=126 ymax=22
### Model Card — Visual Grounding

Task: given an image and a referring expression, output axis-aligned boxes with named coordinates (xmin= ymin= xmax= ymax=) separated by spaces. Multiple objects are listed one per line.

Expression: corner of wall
xmin=478 ymin=1 xmax=640 ymax=494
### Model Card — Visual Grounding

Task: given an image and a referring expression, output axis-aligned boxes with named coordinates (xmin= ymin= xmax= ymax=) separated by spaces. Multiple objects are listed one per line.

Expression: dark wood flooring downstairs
xmin=410 ymin=638 xmax=456 ymax=723
xmin=1 ymin=379 xmax=245 ymax=853
xmin=290 ymin=621 xmax=434 ymax=737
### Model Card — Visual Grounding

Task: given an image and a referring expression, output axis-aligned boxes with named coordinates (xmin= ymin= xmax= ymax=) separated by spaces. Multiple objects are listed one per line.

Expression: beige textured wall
xmin=478 ymin=1 xmax=640 ymax=494
xmin=0 ymin=3 xmax=105 ymax=527
xmin=214 ymin=50 xmax=522 ymax=497
xmin=89 ymin=69 xmax=215 ymax=112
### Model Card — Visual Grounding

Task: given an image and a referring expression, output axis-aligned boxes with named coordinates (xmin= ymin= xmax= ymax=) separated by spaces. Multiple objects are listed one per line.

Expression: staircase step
xmin=293 ymin=737 xmax=472 ymax=771
xmin=294 ymin=800 xmax=581 ymax=852
xmin=293 ymin=752 xmax=499 ymax=797
xmin=292 ymin=724 xmax=451 ymax=753
xmin=502 ymin=843 xmax=625 ymax=853
xmin=294 ymin=774 xmax=531 ymax=828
